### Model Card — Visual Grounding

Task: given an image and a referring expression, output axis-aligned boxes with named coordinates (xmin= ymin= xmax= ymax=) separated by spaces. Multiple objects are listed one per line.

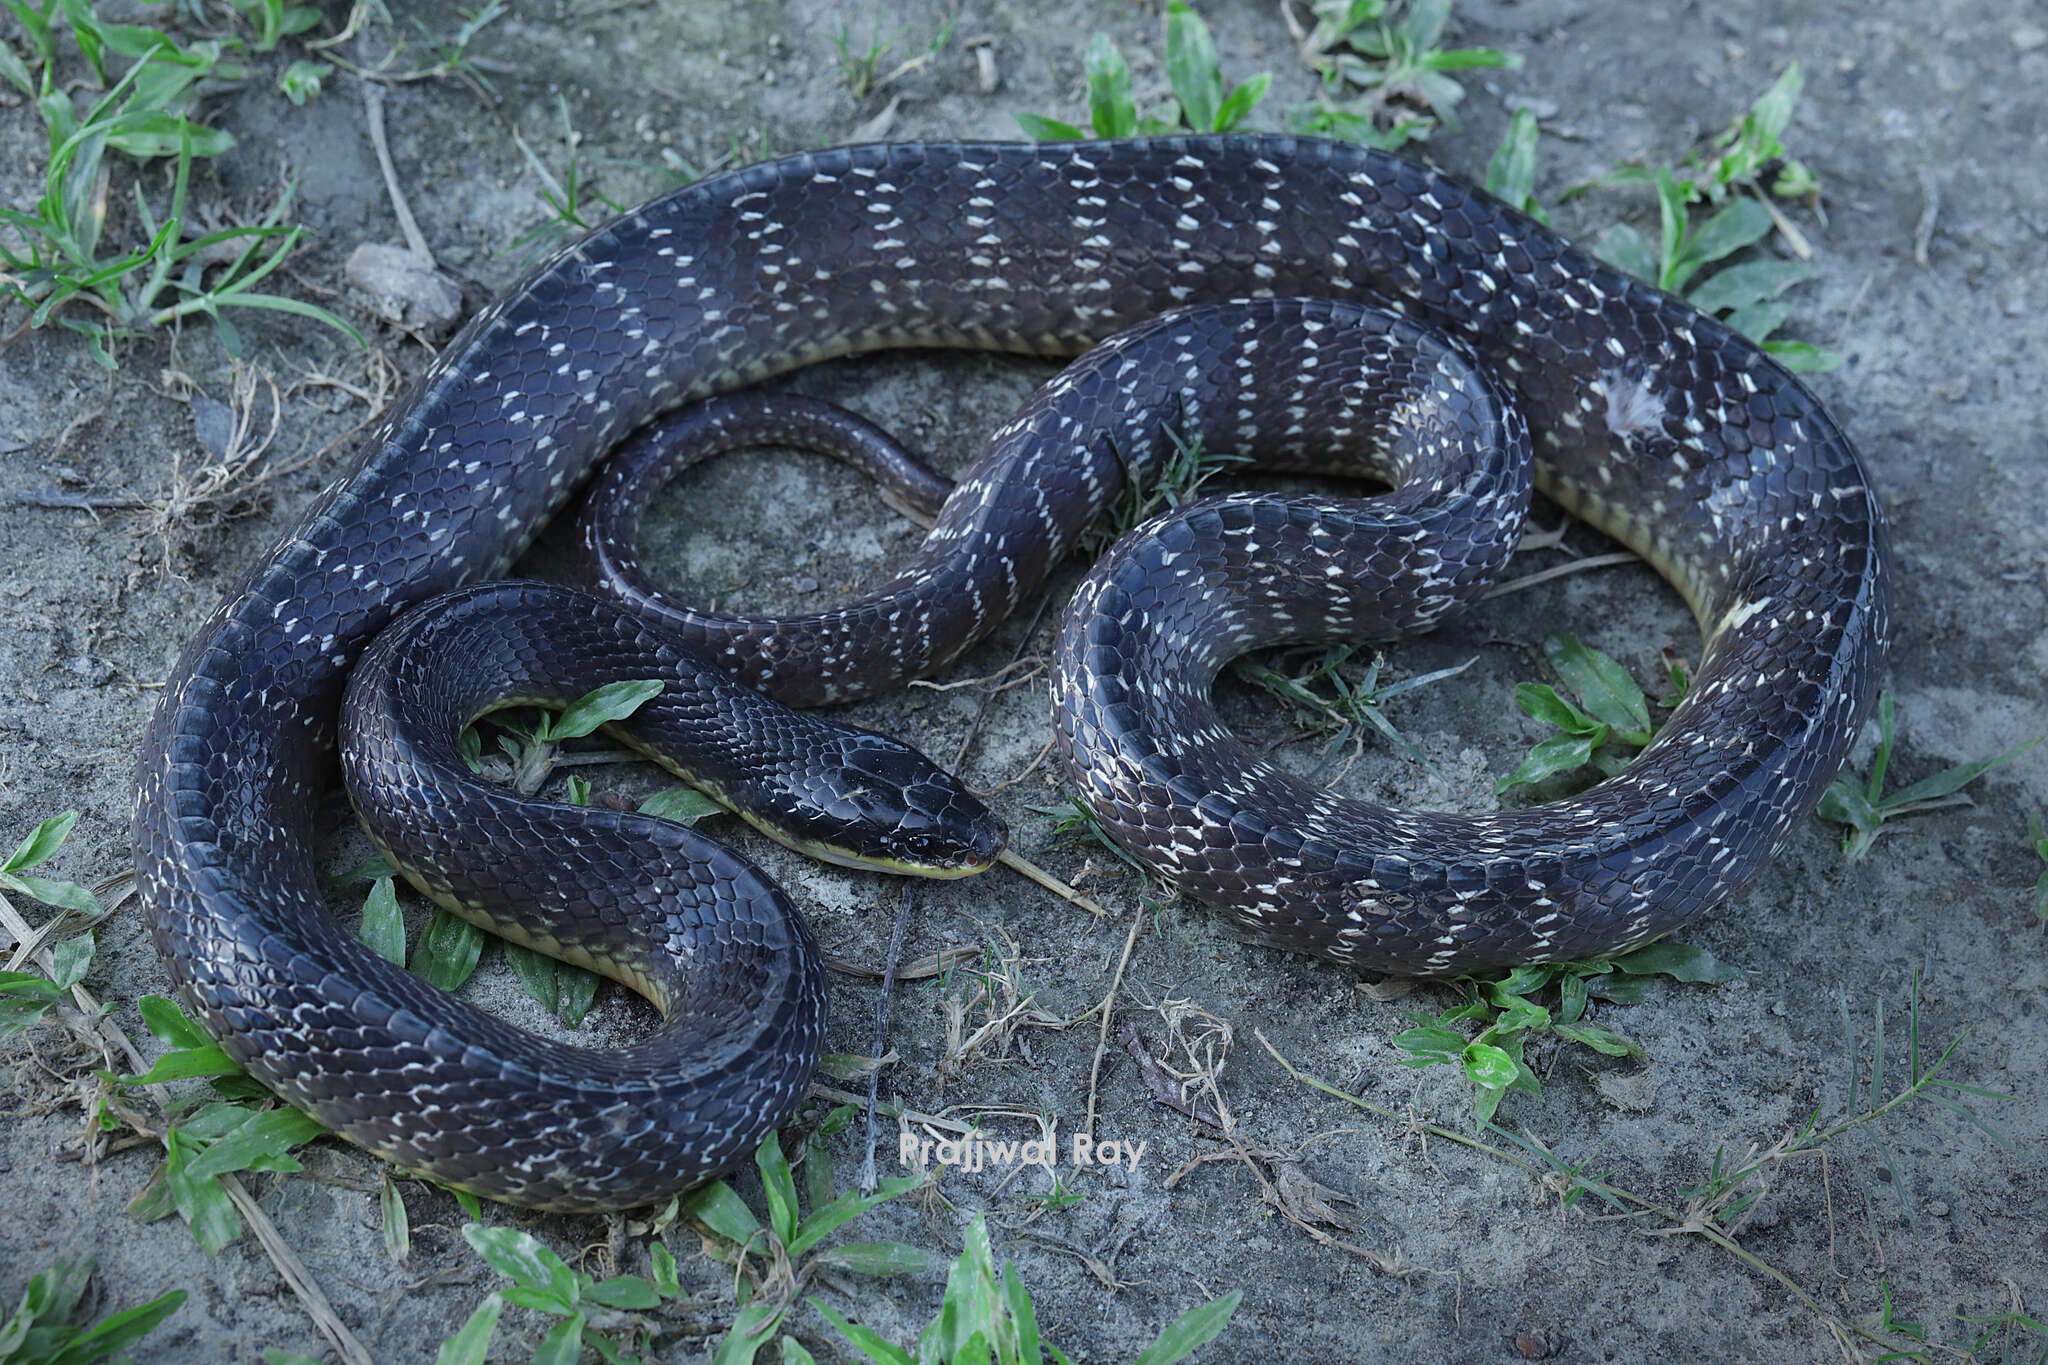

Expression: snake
xmin=133 ymin=135 xmax=1890 ymax=1210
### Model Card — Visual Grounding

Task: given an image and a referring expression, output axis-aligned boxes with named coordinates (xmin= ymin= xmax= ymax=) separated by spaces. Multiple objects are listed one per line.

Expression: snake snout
xmin=833 ymin=738 xmax=1008 ymax=876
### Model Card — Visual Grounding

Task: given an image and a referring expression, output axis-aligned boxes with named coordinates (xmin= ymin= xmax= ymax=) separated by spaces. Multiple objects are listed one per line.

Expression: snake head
xmin=754 ymin=731 xmax=1007 ymax=878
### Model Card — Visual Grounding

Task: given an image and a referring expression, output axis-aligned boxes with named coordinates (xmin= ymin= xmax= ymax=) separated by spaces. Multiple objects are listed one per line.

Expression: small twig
xmin=859 ymin=881 xmax=917 ymax=1194
xmin=809 ymin=1083 xmax=976 ymax=1136
xmin=510 ymin=122 xmax=573 ymax=208
xmin=1831 ymin=271 xmax=1876 ymax=358
xmin=998 ymin=848 xmax=1109 ymax=917
xmin=977 ymin=733 xmax=1055 ymax=798
xmin=823 ymin=945 xmax=980 ymax=981
xmin=1119 ymin=1022 xmax=1225 ymax=1127
xmin=221 ymin=1176 xmax=374 ymax=1365
xmin=907 ymin=657 xmax=1043 ymax=693
xmin=1082 ymin=900 xmax=1147 ymax=1138
xmin=1912 ymin=167 xmax=1940 ymax=268
xmin=1753 ymin=187 xmax=1813 ymax=260
xmin=1483 ymin=551 xmax=1638 ymax=599
xmin=951 ymin=593 xmax=1055 ymax=771
xmin=15 ymin=489 xmax=150 ymax=512
xmin=359 ymin=79 xmax=434 ymax=265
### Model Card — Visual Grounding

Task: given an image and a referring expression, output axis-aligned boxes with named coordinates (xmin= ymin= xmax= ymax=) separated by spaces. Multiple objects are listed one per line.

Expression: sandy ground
xmin=3 ymin=0 xmax=2046 ymax=1361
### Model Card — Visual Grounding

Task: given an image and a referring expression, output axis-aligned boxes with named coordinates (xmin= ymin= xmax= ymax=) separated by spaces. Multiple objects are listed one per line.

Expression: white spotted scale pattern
xmin=132 ymin=137 xmax=1890 ymax=1210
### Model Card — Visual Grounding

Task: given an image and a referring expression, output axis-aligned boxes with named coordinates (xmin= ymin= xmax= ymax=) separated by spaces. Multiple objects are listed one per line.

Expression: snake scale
xmin=133 ymin=136 xmax=1890 ymax=1209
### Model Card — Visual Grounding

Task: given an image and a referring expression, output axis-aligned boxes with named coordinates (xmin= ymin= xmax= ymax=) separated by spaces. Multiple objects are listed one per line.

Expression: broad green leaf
xmin=811 ymin=1299 xmax=914 ymax=1365
xmin=0 ymin=973 xmax=63 ymax=1035
xmin=1002 ymin=1261 xmax=1047 ymax=1364
xmin=639 ymin=787 xmax=724 ymax=824
xmin=685 ymin=1179 xmax=763 ymax=1246
xmin=1133 ymin=1289 xmax=1242 ymax=1365
xmin=1482 ymin=964 xmax=1561 ymax=1002
xmin=1816 ymin=777 xmax=1879 ymax=839
xmin=1878 ymin=735 xmax=2044 ymax=810
xmin=462 ymin=1225 xmax=577 ymax=1307
xmin=434 ymin=1294 xmax=503 ymax=1365
xmin=1610 ymin=942 xmax=1741 ymax=983
xmin=0 ymin=33 xmax=33 ymax=95
xmin=416 ymin=911 xmax=485 ymax=991
xmin=787 ymin=1174 xmax=925 ymax=1259
xmin=584 ymin=1274 xmax=659 ymax=1310
xmin=56 ymin=1285 xmax=187 ymax=1360
xmin=754 ymin=1130 xmax=800 ymax=1246
xmin=359 ymin=876 xmax=406 ymax=965
xmin=139 ymin=995 xmax=214 ymax=1050
xmin=1484 ymin=107 xmax=1542 ymax=218
xmin=1684 ymin=258 xmax=1813 ymax=315
xmin=1213 ymin=72 xmax=1269 ymax=132
xmin=1589 ymin=974 xmax=1650 ymax=1005
xmin=49 ymin=932 xmax=93 ymax=989
xmin=1424 ymin=45 xmax=1518 ymax=72
xmin=6 ymin=810 xmax=78 ymax=871
xmin=1543 ymin=633 xmax=1650 ymax=736
xmin=382 ymin=1172 xmax=411 ymax=1263
xmin=1392 ymin=1023 xmax=1466 ymax=1066
xmin=1760 ymin=339 xmax=1842 ymax=372
xmin=1746 ymin=62 xmax=1804 ymax=143
xmin=1554 ymin=1020 xmax=1643 ymax=1057
xmin=1395 ymin=0 xmax=1449 ymax=51
xmin=1013 ymin=113 xmax=1086 ymax=141
xmin=540 ymin=678 xmax=664 ymax=742
xmin=184 ymin=1107 xmax=326 ymax=1179
xmin=1724 ymin=299 xmax=1793 ymax=346
xmin=1164 ymin=1 xmax=1223 ymax=133
xmin=803 ymin=1132 xmax=834 ymax=1214
xmin=1593 ymin=222 xmax=1657 ymax=282
xmin=711 ymin=1301 xmax=786 ymax=1365
xmin=652 ymin=1242 xmax=681 ymax=1297
xmin=1084 ymin=33 xmax=1136 ymax=138
xmin=1495 ymin=729 xmax=1606 ymax=794
xmin=531 ymin=1314 xmax=586 ymax=1365
xmin=164 ymin=1127 xmax=242 ymax=1255
xmin=506 ymin=943 xmax=557 ymax=1013
xmin=1673 ymin=197 xmax=1772 ymax=291
xmin=118 ymin=1043 xmax=241 ymax=1085
xmin=334 ymin=852 xmax=399 ymax=883
xmin=558 ymin=964 xmax=600 ymax=1026
xmin=106 ymin=114 xmax=234 ymax=160
xmin=1461 ymin=1041 xmax=1520 ymax=1090
xmin=1514 ymin=682 xmax=1599 ymax=734
xmin=0 ymin=870 xmax=101 ymax=914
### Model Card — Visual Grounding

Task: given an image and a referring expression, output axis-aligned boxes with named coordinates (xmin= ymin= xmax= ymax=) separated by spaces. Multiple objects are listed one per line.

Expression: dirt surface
xmin=4 ymin=1 xmax=2046 ymax=1361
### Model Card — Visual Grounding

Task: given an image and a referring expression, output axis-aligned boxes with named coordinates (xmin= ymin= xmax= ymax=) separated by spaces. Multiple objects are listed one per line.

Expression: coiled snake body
xmin=134 ymin=137 xmax=1889 ymax=1209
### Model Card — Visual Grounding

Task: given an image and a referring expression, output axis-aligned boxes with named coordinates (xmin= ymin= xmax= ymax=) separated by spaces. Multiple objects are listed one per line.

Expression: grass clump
xmin=1815 ymin=692 xmax=2043 ymax=862
xmin=815 ymin=1214 xmax=1239 ymax=1365
xmin=0 ymin=0 xmax=360 ymax=365
xmin=1392 ymin=943 xmax=1739 ymax=1126
xmin=1289 ymin=0 xmax=1518 ymax=150
xmin=0 ymin=1258 xmax=184 ymax=1365
xmin=1014 ymin=3 xmax=1270 ymax=141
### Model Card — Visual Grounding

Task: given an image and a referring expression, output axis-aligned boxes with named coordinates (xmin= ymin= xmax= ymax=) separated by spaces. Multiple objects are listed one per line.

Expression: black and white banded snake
xmin=133 ymin=136 xmax=1890 ymax=1209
